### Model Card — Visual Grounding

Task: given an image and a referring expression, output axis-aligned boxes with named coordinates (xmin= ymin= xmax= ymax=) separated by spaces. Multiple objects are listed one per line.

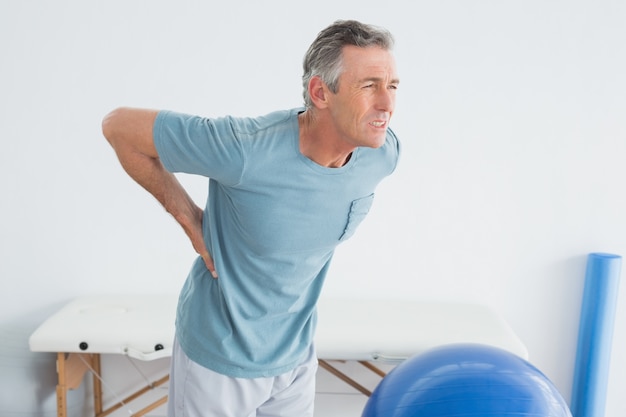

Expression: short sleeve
xmin=153 ymin=110 xmax=244 ymax=186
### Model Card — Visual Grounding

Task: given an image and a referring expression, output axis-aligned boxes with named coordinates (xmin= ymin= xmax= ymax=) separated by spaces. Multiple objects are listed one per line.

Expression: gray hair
xmin=302 ymin=20 xmax=395 ymax=108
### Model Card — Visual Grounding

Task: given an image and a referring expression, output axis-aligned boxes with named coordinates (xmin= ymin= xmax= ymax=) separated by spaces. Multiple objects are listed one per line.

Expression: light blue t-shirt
xmin=154 ymin=108 xmax=400 ymax=378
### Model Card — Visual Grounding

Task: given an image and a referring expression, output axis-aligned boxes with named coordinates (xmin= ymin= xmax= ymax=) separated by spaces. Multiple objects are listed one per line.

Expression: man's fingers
xmin=189 ymin=206 xmax=217 ymax=278
xmin=195 ymin=243 xmax=217 ymax=278
xmin=202 ymin=252 xmax=218 ymax=279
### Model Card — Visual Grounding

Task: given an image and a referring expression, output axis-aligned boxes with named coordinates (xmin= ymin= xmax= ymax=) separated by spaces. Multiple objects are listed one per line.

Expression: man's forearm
xmin=119 ymin=147 xmax=198 ymax=225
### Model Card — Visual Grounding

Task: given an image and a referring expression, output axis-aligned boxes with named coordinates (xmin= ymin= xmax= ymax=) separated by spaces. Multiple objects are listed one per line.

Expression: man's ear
xmin=308 ymin=76 xmax=330 ymax=109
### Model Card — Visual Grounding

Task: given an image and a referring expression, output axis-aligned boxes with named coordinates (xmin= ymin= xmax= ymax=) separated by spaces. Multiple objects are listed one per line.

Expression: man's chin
xmin=369 ymin=133 xmax=388 ymax=148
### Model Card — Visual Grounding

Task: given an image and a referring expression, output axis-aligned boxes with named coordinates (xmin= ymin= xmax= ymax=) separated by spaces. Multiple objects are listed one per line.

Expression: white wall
xmin=1 ymin=0 xmax=625 ymax=415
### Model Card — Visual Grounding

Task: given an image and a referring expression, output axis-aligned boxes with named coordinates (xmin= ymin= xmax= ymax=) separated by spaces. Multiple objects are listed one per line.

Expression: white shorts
xmin=167 ymin=338 xmax=318 ymax=417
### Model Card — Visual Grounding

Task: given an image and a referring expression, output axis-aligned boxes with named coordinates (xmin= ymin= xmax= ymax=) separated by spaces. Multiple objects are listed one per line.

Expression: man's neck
xmin=298 ymin=110 xmax=354 ymax=168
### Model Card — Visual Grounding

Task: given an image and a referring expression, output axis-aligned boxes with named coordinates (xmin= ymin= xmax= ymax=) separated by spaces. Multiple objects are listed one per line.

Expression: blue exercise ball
xmin=362 ymin=344 xmax=571 ymax=417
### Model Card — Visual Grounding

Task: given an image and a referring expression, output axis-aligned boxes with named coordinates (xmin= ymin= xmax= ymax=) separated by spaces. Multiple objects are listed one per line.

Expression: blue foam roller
xmin=571 ymin=253 xmax=622 ymax=417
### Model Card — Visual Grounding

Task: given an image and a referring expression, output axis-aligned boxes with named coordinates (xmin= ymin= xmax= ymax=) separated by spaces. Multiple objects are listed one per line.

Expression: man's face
xmin=326 ymin=45 xmax=399 ymax=149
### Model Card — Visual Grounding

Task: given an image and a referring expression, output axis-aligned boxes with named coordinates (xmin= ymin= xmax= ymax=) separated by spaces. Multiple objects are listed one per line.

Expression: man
xmin=102 ymin=19 xmax=400 ymax=417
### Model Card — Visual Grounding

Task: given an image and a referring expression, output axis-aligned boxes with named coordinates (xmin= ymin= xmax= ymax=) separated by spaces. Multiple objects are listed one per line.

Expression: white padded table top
xmin=29 ymin=294 xmax=528 ymax=361
xmin=315 ymin=297 xmax=528 ymax=360
xmin=29 ymin=295 xmax=177 ymax=360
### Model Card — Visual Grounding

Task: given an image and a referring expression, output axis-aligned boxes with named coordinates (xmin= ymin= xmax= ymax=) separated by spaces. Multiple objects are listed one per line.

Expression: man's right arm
xmin=101 ymin=107 xmax=217 ymax=277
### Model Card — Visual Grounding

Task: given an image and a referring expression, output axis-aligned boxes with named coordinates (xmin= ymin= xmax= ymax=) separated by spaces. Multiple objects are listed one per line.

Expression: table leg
xmin=56 ymin=352 xmax=67 ymax=417
xmin=92 ymin=354 xmax=103 ymax=416
xmin=56 ymin=352 xmax=96 ymax=417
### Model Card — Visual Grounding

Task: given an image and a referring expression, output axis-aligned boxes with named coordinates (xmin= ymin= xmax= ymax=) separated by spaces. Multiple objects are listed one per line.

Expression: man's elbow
xmin=101 ymin=107 xmax=128 ymax=147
